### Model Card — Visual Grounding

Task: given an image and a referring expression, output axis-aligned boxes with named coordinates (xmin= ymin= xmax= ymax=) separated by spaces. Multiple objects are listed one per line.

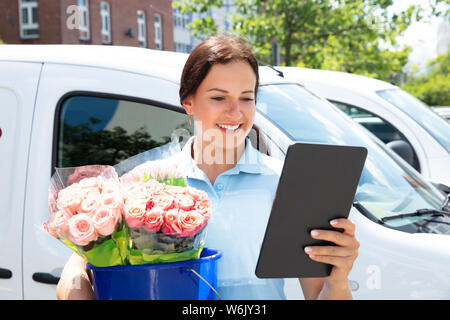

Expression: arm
xmin=56 ymin=252 xmax=95 ymax=300
xmin=298 ymin=218 xmax=359 ymax=300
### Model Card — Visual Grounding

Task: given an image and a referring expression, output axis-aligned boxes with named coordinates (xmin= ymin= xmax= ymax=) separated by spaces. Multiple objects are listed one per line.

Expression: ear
xmin=182 ymin=95 xmax=194 ymax=115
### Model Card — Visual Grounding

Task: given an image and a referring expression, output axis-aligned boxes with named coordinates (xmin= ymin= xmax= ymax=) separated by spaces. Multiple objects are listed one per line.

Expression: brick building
xmin=0 ymin=0 xmax=175 ymax=51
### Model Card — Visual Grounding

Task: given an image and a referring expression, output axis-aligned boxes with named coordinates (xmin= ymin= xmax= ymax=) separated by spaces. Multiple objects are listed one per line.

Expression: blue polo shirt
xmin=175 ymin=136 xmax=286 ymax=300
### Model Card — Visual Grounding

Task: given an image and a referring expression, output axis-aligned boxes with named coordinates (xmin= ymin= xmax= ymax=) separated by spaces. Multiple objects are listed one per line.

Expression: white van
xmin=1 ymin=45 xmax=449 ymax=300
xmin=277 ymin=67 xmax=450 ymax=191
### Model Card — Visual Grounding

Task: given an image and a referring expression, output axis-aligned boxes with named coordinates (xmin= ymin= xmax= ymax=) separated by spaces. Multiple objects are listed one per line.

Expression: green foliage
xmin=173 ymin=0 xmax=448 ymax=83
xmin=402 ymin=49 xmax=450 ymax=106
xmin=61 ymin=117 xmax=171 ymax=167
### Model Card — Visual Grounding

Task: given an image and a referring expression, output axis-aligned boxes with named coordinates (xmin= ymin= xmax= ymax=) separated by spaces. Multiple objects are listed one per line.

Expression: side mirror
xmin=386 ymin=140 xmax=414 ymax=167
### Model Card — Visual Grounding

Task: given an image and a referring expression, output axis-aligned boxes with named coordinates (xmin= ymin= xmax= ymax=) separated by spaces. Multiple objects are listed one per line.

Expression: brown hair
xmin=179 ymin=35 xmax=259 ymax=105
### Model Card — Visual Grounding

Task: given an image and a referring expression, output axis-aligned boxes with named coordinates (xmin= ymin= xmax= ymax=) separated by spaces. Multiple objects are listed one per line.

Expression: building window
xmin=78 ymin=0 xmax=90 ymax=41
xmin=173 ymin=8 xmax=189 ymax=29
xmin=18 ymin=0 xmax=39 ymax=39
xmin=100 ymin=1 xmax=111 ymax=44
xmin=137 ymin=10 xmax=147 ymax=48
xmin=154 ymin=14 xmax=162 ymax=50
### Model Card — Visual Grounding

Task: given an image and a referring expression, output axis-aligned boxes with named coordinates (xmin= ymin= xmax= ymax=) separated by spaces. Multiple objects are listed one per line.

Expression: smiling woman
xmin=57 ymin=35 xmax=359 ymax=300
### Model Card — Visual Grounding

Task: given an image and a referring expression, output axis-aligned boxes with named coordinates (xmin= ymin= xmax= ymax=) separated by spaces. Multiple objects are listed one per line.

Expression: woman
xmin=56 ymin=35 xmax=359 ymax=300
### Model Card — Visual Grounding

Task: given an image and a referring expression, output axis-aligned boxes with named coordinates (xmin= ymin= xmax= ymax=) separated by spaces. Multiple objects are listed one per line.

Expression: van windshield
xmin=257 ymin=83 xmax=446 ymax=230
xmin=376 ymin=88 xmax=450 ymax=153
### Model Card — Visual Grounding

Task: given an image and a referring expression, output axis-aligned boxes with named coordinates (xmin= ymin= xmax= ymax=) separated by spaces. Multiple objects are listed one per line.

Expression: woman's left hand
xmin=304 ymin=218 xmax=360 ymax=287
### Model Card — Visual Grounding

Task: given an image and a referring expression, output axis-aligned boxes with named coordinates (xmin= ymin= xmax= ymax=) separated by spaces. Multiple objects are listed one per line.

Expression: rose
xmin=101 ymin=179 xmax=120 ymax=197
xmin=142 ymin=179 xmax=164 ymax=195
xmin=186 ymin=187 xmax=208 ymax=201
xmin=153 ymin=193 xmax=174 ymax=211
xmin=144 ymin=207 xmax=164 ymax=233
xmin=44 ymin=220 xmax=58 ymax=239
xmin=124 ymin=202 xmax=146 ymax=228
xmin=52 ymin=209 xmax=73 ymax=238
xmin=56 ymin=190 xmax=81 ymax=215
xmin=123 ymin=182 xmax=148 ymax=204
xmin=101 ymin=194 xmax=123 ymax=217
xmin=67 ymin=213 xmax=98 ymax=246
xmin=194 ymin=199 xmax=211 ymax=220
xmin=174 ymin=194 xmax=194 ymax=211
xmin=79 ymin=177 xmax=102 ymax=191
xmin=178 ymin=210 xmax=206 ymax=237
xmin=120 ymin=173 xmax=135 ymax=185
xmin=92 ymin=208 xmax=119 ymax=236
xmin=161 ymin=209 xmax=182 ymax=234
xmin=164 ymin=185 xmax=186 ymax=197
xmin=80 ymin=193 xmax=101 ymax=215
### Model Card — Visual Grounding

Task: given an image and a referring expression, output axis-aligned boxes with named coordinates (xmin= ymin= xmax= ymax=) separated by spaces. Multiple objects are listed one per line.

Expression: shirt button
xmin=216 ymin=183 xmax=224 ymax=191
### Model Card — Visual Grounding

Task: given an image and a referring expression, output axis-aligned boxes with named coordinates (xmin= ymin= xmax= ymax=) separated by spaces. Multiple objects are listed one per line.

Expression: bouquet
xmin=120 ymin=162 xmax=211 ymax=265
xmin=44 ymin=165 xmax=128 ymax=267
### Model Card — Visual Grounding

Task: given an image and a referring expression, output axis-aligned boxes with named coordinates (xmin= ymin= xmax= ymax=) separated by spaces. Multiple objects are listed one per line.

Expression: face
xmin=182 ymin=60 xmax=257 ymax=153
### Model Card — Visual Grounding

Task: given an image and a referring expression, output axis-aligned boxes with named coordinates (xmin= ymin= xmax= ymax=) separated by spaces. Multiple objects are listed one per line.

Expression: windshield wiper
xmin=380 ymin=208 xmax=450 ymax=224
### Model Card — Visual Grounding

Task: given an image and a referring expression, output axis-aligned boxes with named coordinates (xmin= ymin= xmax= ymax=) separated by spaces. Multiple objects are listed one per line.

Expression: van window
xmin=330 ymin=100 xmax=420 ymax=171
xmin=56 ymin=95 xmax=193 ymax=167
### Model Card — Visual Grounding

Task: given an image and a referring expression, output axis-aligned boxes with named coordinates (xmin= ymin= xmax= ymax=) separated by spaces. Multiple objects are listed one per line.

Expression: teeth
xmin=217 ymin=124 xmax=240 ymax=130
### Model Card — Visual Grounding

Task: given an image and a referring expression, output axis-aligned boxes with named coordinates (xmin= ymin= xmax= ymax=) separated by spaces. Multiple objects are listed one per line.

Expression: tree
xmin=173 ymin=0 xmax=448 ymax=83
xmin=402 ymin=47 xmax=450 ymax=106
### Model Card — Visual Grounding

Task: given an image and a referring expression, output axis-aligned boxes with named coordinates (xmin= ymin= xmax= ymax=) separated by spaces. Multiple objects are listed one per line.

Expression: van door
xmin=22 ymin=62 xmax=189 ymax=299
xmin=0 ymin=61 xmax=42 ymax=299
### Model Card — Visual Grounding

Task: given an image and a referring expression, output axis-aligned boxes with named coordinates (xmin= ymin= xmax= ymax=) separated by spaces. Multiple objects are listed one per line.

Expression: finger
xmin=330 ymin=218 xmax=356 ymax=236
xmin=304 ymin=245 xmax=355 ymax=257
xmin=310 ymin=229 xmax=356 ymax=247
xmin=308 ymin=254 xmax=355 ymax=270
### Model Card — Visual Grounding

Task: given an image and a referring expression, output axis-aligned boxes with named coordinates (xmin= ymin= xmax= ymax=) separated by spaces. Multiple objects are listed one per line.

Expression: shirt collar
xmin=179 ymin=136 xmax=272 ymax=180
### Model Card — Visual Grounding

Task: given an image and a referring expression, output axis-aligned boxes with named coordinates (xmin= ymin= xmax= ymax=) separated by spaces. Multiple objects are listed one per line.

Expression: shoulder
xmin=258 ymin=151 xmax=284 ymax=177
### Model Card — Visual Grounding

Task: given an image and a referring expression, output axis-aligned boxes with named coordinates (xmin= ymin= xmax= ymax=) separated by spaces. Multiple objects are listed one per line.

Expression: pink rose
xmin=124 ymin=203 xmax=146 ymax=228
xmin=52 ymin=209 xmax=73 ymax=238
xmin=56 ymin=190 xmax=81 ymax=215
xmin=153 ymin=193 xmax=174 ymax=211
xmin=44 ymin=220 xmax=58 ymax=239
xmin=123 ymin=182 xmax=148 ymax=204
xmin=178 ymin=210 xmax=205 ymax=237
xmin=79 ymin=177 xmax=101 ymax=191
xmin=174 ymin=194 xmax=194 ymax=211
xmin=80 ymin=193 xmax=101 ymax=215
xmin=161 ymin=209 xmax=182 ymax=234
xmin=67 ymin=213 xmax=98 ymax=246
xmin=101 ymin=194 xmax=123 ymax=217
xmin=120 ymin=173 xmax=135 ymax=185
xmin=186 ymin=187 xmax=208 ymax=201
xmin=194 ymin=199 xmax=211 ymax=221
xmin=164 ymin=185 xmax=186 ymax=197
xmin=144 ymin=207 xmax=164 ymax=233
xmin=142 ymin=179 xmax=164 ymax=195
xmin=92 ymin=208 xmax=119 ymax=236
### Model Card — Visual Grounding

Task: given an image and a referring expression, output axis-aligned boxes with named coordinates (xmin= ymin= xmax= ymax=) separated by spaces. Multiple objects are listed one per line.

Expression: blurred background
xmin=0 ymin=0 xmax=449 ymax=106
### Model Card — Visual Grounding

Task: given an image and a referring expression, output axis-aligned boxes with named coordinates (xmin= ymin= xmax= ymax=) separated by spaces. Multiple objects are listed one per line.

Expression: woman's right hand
xmin=56 ymin=253 xmax=95 ymax=300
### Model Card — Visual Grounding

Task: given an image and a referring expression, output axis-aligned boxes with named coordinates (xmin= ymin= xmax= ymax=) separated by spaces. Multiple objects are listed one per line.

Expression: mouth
xmin=216 ymin=123 xmax=243 ymax=134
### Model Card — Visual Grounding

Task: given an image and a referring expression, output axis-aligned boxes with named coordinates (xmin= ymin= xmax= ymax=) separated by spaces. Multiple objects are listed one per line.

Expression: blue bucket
xmin=86 ymin=248 xmax=222 ymax=300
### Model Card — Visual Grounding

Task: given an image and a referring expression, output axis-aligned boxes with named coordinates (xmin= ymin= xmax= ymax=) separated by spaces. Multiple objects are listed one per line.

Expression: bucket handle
xmin=187 ymin=268 xmax=222 ymax=300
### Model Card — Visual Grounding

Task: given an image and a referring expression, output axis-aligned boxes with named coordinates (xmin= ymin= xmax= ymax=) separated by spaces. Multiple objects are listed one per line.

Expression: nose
xmin=225 ymin=98 xmax=242 ymax=120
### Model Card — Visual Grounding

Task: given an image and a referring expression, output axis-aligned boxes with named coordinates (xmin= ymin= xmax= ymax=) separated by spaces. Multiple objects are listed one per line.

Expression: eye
xmin=241 ymin=97 xmax=254 ymax=102
xmin=211 ymin=97 xmax=225 ymax=101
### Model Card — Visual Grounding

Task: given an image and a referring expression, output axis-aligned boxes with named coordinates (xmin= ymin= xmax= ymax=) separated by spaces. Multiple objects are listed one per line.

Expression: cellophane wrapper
xmin=44 ymin=165 xmax=128 ymax=267
xmin=114 ymin=143 xmax=211 ymax=265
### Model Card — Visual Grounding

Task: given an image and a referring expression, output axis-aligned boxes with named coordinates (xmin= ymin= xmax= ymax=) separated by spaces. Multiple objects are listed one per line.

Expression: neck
xmin=192 ymin=137 xmax=246 ymax=185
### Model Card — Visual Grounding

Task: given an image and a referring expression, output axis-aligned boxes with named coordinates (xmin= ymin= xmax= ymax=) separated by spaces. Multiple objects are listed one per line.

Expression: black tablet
xmin=255 ymin=142 xmax=367 ymax=279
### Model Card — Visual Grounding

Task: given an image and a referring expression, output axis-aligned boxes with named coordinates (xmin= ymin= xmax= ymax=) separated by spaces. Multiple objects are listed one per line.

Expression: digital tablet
xmin=255 ymin=142 xmax=367 ymax=279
